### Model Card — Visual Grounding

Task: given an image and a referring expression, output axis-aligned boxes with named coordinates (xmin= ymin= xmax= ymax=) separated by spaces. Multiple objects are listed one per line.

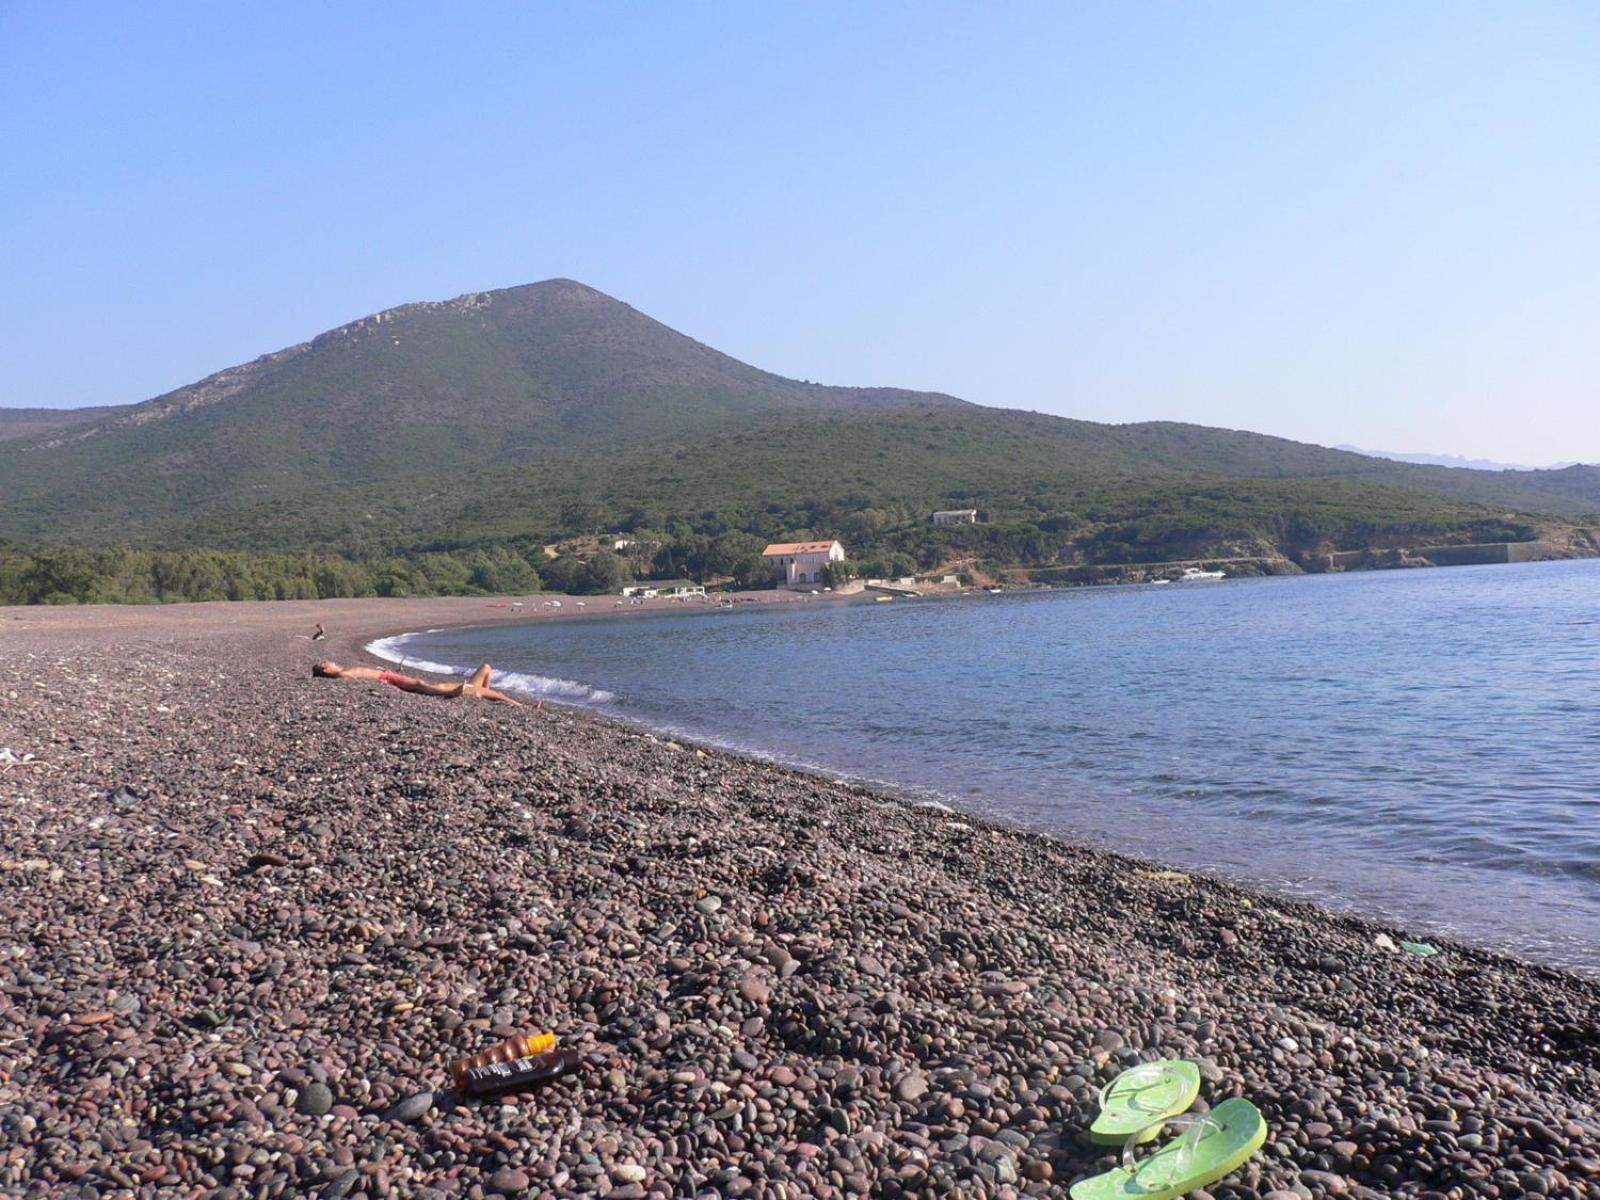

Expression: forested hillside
xmin=2 ymin=280 xmax=1593 ymax=604
xmin=0 ymin=280 xmax=962 ymax=544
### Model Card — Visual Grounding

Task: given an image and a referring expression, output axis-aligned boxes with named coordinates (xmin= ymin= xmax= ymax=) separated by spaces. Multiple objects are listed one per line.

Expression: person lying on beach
xmin=312 ymin=661 xmax=526 ymax=706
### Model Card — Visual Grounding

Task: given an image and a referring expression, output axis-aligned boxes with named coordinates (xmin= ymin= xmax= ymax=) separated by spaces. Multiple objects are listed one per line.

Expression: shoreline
xmin=362 ymin=586 xmax=1600 ymax=980
xmin=185 ymin=575 xmax=1600 ymax=988
xmin=1 ymin=598 xmax=1597 ymax=1197
xmin=21 ymin=590 xmax=1591 ymax=979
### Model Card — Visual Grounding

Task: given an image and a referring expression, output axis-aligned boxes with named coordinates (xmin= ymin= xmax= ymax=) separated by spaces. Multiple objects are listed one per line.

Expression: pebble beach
xmin=1 ymin=599 xmax=1597 ymax=1199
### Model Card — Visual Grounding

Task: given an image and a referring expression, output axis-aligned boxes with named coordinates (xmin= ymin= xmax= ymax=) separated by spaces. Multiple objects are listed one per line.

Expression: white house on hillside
xmin=762 ymin=540 xmax=845 ymax=587
xmin=931 ymin=509 xmax=978 ymax=525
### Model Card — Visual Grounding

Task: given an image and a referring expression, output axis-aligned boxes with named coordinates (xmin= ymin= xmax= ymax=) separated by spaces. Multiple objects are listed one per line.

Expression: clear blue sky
xmin=2 ymin=3 xmax=1596 ymax=463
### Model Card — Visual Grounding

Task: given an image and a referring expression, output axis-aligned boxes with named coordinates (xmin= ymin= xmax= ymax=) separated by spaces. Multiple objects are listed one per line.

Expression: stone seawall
xmin=1021 ymin=557 xmax=1297 ymax=587
xmin=1321 ymin=540 xmax=1568 ymax=571
xmin=1020 ymin=537 xmax=1594 ymax=587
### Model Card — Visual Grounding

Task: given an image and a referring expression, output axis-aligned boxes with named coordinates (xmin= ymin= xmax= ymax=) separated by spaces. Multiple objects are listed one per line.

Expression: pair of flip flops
xmin=1070 ymin=1060 xmax=1267 ymax=1200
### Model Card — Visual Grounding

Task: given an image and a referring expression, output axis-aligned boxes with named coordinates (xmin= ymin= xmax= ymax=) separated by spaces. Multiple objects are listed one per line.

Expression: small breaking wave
xmin=364 ymin=634 xmax=465 ymax=678
xmin=364 ymin=633 xmax=615 ymax=704
xmin=492 ymin=669 xmax=614 ymax=704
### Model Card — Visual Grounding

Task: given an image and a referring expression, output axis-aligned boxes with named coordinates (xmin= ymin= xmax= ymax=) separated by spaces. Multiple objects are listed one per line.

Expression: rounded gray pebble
xmin=384 ymin=1090 xmax=433 ymax=1122
xmin=296 ymin=1082 xmax=333 ymax=1117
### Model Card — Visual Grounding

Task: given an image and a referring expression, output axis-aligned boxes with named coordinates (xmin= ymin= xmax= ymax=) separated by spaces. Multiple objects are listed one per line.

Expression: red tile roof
xmin=762 ymin=541 xmax=838 ymax=556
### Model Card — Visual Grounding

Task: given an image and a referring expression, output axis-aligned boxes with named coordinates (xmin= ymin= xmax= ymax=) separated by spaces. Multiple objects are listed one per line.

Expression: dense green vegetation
xmin=0 ymin=439 xmax=1555 ymax=607
xmin=2 ymin=458 xmax=1543 ymax=605
xmin=2 ymin=278 xmax=1597 ymax=553
xmin=164 ymin=406 xmax=1550 ymax=564
xmin=1 ymin=279 xmax=1591 ymax=605
xmin=0 ymin=405 xmax=1568 ymax=605
xmin=0 ymin=280 xmax=961 ymax=546
xmin=0 ymin=542 xmax=553 ymax=605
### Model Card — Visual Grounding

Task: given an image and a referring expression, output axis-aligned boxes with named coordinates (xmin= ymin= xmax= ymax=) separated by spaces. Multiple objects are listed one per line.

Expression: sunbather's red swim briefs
xmin=379 ymin=670 xmax=417 ymax=689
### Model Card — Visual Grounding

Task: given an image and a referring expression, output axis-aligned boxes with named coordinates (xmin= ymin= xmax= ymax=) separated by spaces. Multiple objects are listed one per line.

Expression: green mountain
xmin=1 ymin=278 xmax=1595 ymax=592
xmin=0 ymin=279 xmax=964 ymax=543
xmin=157 ymin=403 xmax=1567 ymax=568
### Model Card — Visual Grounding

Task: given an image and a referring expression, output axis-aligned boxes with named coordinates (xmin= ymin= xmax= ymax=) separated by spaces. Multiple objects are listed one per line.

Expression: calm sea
xmin=374 ymin=559 xmax=1600 ymax=973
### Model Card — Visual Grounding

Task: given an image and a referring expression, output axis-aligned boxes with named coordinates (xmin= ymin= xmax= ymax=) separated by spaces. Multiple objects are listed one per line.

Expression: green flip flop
xmin=1071 ymin=1096 xmax=1268 ymax=1200
xmin=1090 ymin=1059 xmax=1202 ymax=1145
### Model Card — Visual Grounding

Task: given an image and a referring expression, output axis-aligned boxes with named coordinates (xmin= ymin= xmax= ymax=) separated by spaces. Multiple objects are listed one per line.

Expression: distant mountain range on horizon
xmin=1 ymin=279 xmax=1596 ymax=574
xmin=1334 ymin=445 xmax=1581 ymax=473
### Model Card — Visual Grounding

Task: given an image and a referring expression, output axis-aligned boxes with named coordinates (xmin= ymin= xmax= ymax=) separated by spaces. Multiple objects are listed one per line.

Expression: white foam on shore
xmin=364 ymin=633 xmax=615 ymax=704
xmin=364 ymin=634 xmax=467 ymax=678
xmin=492 ymin=669 xmax=615 ymax=704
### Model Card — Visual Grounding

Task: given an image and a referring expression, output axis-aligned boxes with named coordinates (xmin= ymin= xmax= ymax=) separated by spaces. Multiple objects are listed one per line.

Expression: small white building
xmin=620 ymin=579 xmax=704 ymax=599
xmin=931 ymin=509 xmax=978 ymax=525
xmin=762 ymin=540 xmax=846 ymax=587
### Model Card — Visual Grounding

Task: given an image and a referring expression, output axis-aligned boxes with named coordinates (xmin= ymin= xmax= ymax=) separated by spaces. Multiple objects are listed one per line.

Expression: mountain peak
xmin=498 ymin=276 xmax=610 ymax=298
xmin=0 ymin=281 xmax=967 ymax=534
xmin=306 ymin=279 xmax=622 ymax=348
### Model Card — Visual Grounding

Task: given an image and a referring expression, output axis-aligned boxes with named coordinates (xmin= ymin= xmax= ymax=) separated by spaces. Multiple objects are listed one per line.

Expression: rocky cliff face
xmin=307 ymin=290 xmax=494 ymax=350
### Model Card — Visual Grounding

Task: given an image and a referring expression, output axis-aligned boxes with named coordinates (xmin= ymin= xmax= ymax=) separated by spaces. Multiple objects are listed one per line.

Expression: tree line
xmin=0 ymin=525 xmax=1003 ymax=606
xmin=0 ymin=543 xmax=545 ymax=606
xmin=1 ymin=475 xmax=1537 ymax=605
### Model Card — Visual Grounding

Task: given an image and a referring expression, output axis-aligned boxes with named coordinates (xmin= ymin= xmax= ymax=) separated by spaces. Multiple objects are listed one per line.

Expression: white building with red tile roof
xmin=761 ymin=540 xmax=846 ymax=587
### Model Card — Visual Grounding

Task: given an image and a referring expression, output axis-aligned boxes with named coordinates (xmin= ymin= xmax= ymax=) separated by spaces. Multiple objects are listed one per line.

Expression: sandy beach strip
xmin=0 ymin=597 xmax=1596 ymax=1199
